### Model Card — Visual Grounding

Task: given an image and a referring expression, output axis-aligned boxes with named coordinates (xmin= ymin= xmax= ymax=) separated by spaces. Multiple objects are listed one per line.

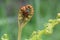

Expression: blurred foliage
xmin=0 ymin=0 xmax=60 ymax=40
xmin=26 ymin=13 xmax=60 ymax=40
xmin=1 ymin=33 xmax=9 ymax=40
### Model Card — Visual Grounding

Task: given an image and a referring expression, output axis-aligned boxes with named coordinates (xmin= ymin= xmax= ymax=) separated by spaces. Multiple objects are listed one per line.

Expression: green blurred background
xmin=0 ymin=0 xmax=60 ymax=40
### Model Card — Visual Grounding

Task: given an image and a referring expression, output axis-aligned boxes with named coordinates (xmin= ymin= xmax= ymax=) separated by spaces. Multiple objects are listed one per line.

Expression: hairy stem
xmin=18 ymin=26 xmax=22 ymax=40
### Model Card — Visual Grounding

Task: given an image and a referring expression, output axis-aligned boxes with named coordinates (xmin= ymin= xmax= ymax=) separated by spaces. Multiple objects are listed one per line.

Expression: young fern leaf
xmin=18 ymin=5 xmax=34 ymax=40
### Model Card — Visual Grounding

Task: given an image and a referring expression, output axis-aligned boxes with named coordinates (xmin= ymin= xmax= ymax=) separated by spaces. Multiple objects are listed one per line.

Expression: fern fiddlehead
xmin=18 ymin=5 xmax=34 ymax=40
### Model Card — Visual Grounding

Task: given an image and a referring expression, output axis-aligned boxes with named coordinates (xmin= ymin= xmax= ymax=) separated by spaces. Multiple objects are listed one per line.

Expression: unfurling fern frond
xmin=18 ymin=5 xmax=34 ymax=40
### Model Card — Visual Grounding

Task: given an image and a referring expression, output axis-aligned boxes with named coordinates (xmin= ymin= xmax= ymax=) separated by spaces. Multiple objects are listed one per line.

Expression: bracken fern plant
xmin=1 ymin=5 xmax=60 ymax=40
